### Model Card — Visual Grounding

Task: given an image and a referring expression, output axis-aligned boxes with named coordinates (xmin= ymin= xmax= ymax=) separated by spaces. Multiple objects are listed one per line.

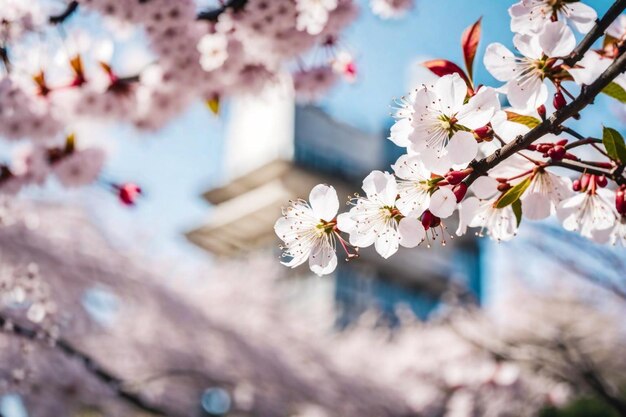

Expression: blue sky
xmin=93 ymin=0 xmax=618 ymax=261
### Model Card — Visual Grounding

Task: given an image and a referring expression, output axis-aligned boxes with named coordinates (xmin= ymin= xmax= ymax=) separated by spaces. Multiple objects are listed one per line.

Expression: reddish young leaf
xmin=461 ymin=17 xmax=482 ymax=83
xmin=422 ymin=59 xmax=472 ymax=90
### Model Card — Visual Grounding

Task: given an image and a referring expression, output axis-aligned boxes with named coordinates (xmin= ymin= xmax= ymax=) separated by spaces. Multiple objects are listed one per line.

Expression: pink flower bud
xmin=118 ymin=183 xmax=142 ymax=206
xmin=572 ymin=179 xmax=581 ymax=191
xmin=553 ymin=91 xmax=566 ymax=110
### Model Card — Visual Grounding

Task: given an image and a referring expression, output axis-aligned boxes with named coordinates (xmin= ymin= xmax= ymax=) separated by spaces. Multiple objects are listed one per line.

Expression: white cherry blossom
xmin=556 ymin=188 xmax=616 ymax=240
xmin=469 ymin=197 xmax=519 ymax=242
xmin=509 ymin=0 xmax=597 ymax=35
xmin=274 ymin=184 xmax=341 ymax=276
xmin=484 ymin=21 xmax=575 ymax=109
xmin=370 ymin=0 xmax=414 ymax=19
xmin=197 ymin=33 xmax=229 ymax=72
xmin=338 ymin=171 xmax=425 ymax=259
xmin=295 ymin=0 xmax=338 ymax=35
xmin=388 ymin=92 xmax=416 ymax=148
xmin=392 ymin=154 xmax=433 ymax=217
xmin=392 ymin=154 xmax=458 ymax=219
xmin=568 ymin=51 xmax=613 ymax=86
xmin=522 ymin=169 xmax=573 ymax=221
xmin=409 ymin=74 xmax=499 ymax=167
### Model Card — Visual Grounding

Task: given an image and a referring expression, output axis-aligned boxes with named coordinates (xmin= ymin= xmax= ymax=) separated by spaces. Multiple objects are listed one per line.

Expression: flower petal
xmin=309 ymin=184 xmax=339 ymax=222
xmin=513 ymin=33 xmax=543 ymax=60
xmin=398 ymin=217 xmax=425 ymax=248
xmin=362 ymin=171 xmax=398 ymax=206
xmin=484 ymin=43 xmax=518 ymax=82
xmin=433 ymin=73 xmax=468 ymax=115
xmin=447 ymin=131 xmax=478 ymax=165
xmin=457 ymin=87 xmax=500 ymax=129
xmin=375 ymin=227 xmax=400 ymax=259
xmin=565 ymin=2 xmax=597 ymax=34
xmin=506 ymin=76 xmax=548 ymax=110
xmin=522 ymin=192 xmax=551 ymax=220
xmin=309 ymin=241 xmax=338 ymax=276
xmin=471 ymin=176 xmax=499 ymax=199
xmin=429 ymin=187 xmax=457 ymax=218
xmin=538 ymin=21 xmax=575 ymax=57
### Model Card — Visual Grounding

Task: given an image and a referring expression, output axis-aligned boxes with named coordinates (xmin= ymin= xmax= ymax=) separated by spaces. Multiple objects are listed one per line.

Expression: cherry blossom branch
xmin=548 ymin=160 xmax=612 ymax=177
xmin=467 ymin=49 xmax=626 ymax=187
xmin=563 ymin=0 xmax=626 ymax=67
xmin=563 ymin=137 xmax=602 ymax=150
xmin=48 ymin=0 xmax=248 ymax=25
xmin=49 ymin=1 xmax=79 ymax=24
xmin=197 ymin=0 xmax=248 ymax=21
xmin=0 ymin=312 xmax=176 ymax=417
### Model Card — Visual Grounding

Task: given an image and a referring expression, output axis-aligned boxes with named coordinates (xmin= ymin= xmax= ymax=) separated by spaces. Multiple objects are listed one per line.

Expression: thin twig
xmin=563 ymin=0 xmax=626 ymax=67
xmin=0 ymin=312 xmax=177 ymax=417
xmin=197 ymin=0 xmax=248 ymax=21
xmin=49 ymin=1 xmax=79 ymax=24
xmin=548 ymin=160 xmax=611 ymax=177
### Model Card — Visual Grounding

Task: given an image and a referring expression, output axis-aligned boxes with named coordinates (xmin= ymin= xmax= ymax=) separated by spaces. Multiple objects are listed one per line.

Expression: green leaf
xmin=602 ymin=126 xmax=626 ymax=163
xmin=601 ymin=82 xmax=626 ymax=103
xmin=512 ymin=199 xmax=522 ymax=227
xmin=495 ymin=176 xmax=532 ymax=209
xmin=505 ymin=111 xmax=541 ymax=128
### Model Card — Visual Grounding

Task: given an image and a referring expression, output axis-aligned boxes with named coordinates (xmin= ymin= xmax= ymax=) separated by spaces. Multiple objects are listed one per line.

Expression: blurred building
xmin=187 ymin=82 xmax=482 ymax=324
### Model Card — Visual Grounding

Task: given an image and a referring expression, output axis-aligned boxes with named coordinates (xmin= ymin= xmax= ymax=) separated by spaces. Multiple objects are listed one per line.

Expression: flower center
xmin=316 ymin=219 xmax=337 ymax=234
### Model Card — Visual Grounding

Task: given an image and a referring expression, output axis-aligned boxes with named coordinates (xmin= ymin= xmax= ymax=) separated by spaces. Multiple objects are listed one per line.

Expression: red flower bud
xmin=473 ymin=125 xmax=493 ymax=141
xmin=537 ymin=104 xmax=546 ymax=119
xmin=596 ymin=175 xmax=608 ymax=188
xmin=553 ymin=91 xmax=566 ymax=110
xmin=616 ymin=188 xmax=626 ymax=214
xmin=537 ymin=144 xmax=552 ymax=153
xmin=497 ymin=182 xmax=512 ymax=192
xmin=556 ymin=139 xmax=568 ymax=146
xmin=421 ymin=210 xmax=441 ymax=230
xmin=454 ymin=183 xmax=468 ymax=202
xmin=118 ymin=183 xmax=142 ymax=206
xmin=421 ymin=210 xmax=433 ymax=230
xmin=572 ymin=179 xmax=581 ymax=191
xmin=547 ymin=145 xmax=566 ymax=160
xmin=445 ymin=170 xmax=469 ymax=185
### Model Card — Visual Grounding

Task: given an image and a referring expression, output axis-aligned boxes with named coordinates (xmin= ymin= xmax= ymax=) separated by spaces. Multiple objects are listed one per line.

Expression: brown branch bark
xmin=0 ymin=312 xmax=177 ymax=417
xmin=49 ymin=1 xmax=79 ymax=24
xmin=466 ymin=50 xmax=626 ymax=187
xmin=563 ymin=0 xmax=626 ymax=67
xmin=197 ymin=0 xmax=248 ymax=21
